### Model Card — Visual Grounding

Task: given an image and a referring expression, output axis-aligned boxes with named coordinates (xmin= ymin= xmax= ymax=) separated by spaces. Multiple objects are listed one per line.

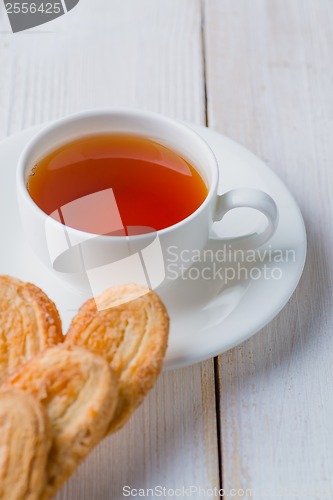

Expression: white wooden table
xmin=1 ymin=1 xmax=332 ymax=499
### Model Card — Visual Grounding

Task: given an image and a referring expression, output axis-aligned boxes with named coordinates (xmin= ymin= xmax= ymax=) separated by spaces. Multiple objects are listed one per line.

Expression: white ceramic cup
xmin=17 ymin=109 xmax=278 ymax=296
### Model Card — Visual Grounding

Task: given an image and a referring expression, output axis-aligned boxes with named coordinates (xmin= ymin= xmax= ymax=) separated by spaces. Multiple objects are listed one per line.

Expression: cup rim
xmin=17 ymin=108 xmax=219 ymax=242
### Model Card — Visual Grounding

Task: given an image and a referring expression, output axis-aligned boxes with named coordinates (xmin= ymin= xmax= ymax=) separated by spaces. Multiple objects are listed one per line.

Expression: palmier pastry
xmin=0 ymin=387 xmax=50 ymax=500
xmin=0 ymin=275 xmax=63 ymax=384
xmin=65 ymin=283 xmax=169 ymax=433
xmin=6 ymin=345 xmax=119 ymax=499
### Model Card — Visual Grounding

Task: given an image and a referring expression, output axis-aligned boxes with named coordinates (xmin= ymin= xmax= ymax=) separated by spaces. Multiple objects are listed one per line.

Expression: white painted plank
xmin=0 ymin=8 xmax=12 ymax=139
xmin=204 ymin=0 xmax=333 ymax=498
xmin=0 ymin=0 xmax=220 ymax=498
xmin=3 ymin=0 xmax=206 ymax=133
xmin=59 ymin=363 xmax=219 ymax=500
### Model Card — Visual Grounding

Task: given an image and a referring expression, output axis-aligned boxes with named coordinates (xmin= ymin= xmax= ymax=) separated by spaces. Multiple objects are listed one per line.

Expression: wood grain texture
xmin=204 ymin=0 xmax=333 ymax=498
xmin=1 ymin=0 xmax=206 ymax=132
xmin=0 ymin=8 xmax=12 ymax=139
xmin=0 ymin=0 xmax=220 ymax=498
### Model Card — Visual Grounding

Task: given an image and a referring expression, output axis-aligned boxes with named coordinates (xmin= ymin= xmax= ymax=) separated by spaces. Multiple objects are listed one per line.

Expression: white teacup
xmin=17 ymin=109 xmax=278 ymax=296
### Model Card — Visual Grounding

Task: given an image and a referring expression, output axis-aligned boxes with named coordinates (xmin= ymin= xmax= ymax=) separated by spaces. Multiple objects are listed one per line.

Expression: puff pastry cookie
xmin=6 ymin=345 xmax=118 ymax=499
xmin=0 ymin=275 xmax=63 ymax=384
xmin=0 ymin=387 xmax=50 ymax=500
xmin=65 ymin=284 xmax=169 ymax=433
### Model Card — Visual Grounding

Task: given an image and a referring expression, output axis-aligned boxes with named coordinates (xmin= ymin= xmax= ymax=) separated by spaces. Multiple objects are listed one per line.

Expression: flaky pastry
xmin=0 ymin=275 xmax=63 ymax=384
xmin=5 ymin=345 xmax=118 ymax=499
xmin=65 ymin=283 xmax=169 ymax=433
xmin=0 ymin=387 xmax=50 ymax=500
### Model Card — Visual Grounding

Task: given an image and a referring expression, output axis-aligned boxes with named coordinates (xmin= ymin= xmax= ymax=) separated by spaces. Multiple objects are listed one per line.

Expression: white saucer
xmin=0 ymin=124 xmax=306 ymax=370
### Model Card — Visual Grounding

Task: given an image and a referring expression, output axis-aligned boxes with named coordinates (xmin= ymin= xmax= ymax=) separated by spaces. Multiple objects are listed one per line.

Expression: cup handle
xmin=213 ymin=188 xmax=279 ymax=249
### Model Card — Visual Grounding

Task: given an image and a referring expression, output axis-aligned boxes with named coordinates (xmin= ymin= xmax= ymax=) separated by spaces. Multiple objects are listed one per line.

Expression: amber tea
xmin=27 ymin=133 xmax=208 ymax=235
